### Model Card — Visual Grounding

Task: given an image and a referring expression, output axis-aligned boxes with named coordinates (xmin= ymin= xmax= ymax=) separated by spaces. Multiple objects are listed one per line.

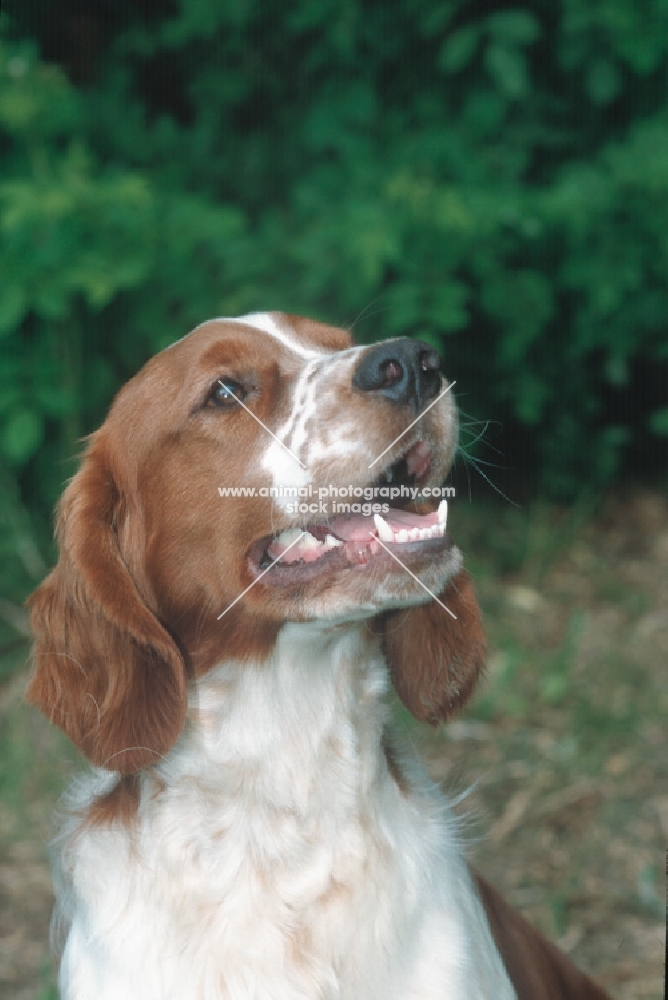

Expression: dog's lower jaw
xmin=54 ymin=622 xmax=514 ymax=1000
xmin=269 ymin=543 xmax=464 ymax=625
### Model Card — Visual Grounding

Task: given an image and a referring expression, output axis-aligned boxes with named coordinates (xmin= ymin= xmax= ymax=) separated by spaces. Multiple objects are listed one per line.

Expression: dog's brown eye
xmin=209 ymin=379 xmax=247 ymax=408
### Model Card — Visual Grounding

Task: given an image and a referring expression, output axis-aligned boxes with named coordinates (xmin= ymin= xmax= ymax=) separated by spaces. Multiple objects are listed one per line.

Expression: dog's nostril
xmin=420 ymin=350 xmax=441 ymax=375
xmin=353 ymin=339 xmax=443 ymax=412
xmin=419 ymin=350 xmax=441 ymax=395
xmin=380 ymin=359 xmax=404 ymax=387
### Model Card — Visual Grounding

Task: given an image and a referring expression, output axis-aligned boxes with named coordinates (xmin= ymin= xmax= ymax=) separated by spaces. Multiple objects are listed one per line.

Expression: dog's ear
xmin=25 ymin=434 xmax=188 ymax=774
xmin=375 ymin=570 xmax=486 ymax=723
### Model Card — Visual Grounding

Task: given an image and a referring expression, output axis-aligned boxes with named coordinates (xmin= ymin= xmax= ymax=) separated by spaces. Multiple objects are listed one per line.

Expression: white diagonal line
xmin=103 ymin=746 xmax=168 ymax=767
xmin=217 ymin=532 xmax=307 ymax=620
xmin=367 ymin=382 xmax=456 ymax=470
xmin=371 ymin=533 xmax=457 ymax=619
xmin=218 ymin=381 xmax=307 ymax=469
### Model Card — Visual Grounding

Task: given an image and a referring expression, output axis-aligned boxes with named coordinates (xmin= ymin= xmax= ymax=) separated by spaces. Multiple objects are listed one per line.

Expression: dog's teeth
xmin=437 ymin=499 xmax=448 ymax=531
xmin=274 ymin=529 xmax=343 ymax=552
xmin=301 ymin=532 xmax=322 ymax=549
xmin=373 ymin=513 xmax=394 ymax=543
xmin=275 ymin=528 xmax=303 ymax=547
xmin=375 ymin=513 xmax=447 ymax=547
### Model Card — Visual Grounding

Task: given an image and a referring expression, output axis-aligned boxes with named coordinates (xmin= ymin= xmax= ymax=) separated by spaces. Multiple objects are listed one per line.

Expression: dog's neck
xmin=162 ymin=622 xmax=391 ymax=816
xmin=57 ymin=621 xmax=516 ymax=999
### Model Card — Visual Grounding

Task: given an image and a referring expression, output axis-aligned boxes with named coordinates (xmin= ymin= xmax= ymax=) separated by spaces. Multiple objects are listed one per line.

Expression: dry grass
xmin=417 ymin=489 xmax=668 ymax=999
xmin=1 ymin=489 xmax=666 ymax=999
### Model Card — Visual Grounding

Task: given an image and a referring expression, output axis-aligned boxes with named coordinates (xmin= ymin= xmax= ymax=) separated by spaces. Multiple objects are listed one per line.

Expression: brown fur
xmin=381 ymin=729 xmax=410 ymax=797
xmin=83 ymin=774 xmax=141 ymax=829
xmin=474 ymin=874 xmax=612 ymax=1000
xmin=25 ymin=315 xmax=611 ymax=997
xmin=25 ymin=316 xmax=462 ymax=773
xmin=25 ymin=436 xmax=189 ymax=774
xmin=375 ymin=570 xmax=486 ymax=724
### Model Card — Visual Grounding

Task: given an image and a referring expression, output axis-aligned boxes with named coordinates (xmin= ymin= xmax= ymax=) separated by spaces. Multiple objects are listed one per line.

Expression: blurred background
xmin=0 ymin=2 xmax=666 ymax=998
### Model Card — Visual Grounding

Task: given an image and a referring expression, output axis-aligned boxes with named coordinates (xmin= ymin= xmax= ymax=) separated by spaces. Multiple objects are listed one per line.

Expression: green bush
xmin=1 ymin=0 xmax=667 ymax=555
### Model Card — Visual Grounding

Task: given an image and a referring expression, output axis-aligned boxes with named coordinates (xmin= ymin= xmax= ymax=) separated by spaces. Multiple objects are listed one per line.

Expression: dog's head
xmin=26 ymin=313 xmax=485 ymax=772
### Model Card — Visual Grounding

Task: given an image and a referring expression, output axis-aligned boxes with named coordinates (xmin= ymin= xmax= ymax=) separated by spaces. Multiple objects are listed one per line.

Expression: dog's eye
xmin=208 ymin=379 xmax=247 ymax=408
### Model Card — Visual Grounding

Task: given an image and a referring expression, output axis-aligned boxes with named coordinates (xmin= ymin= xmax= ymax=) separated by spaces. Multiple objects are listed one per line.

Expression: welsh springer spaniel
xmin=26 ymin=313 xmax=611 ymax=1000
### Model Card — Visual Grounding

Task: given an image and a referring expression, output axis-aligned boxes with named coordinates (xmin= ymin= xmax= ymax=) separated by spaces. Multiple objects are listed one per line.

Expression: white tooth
xmin=409 ymin=528 xmax=421 ymax=541
xmin=434 ymin=522 xmax=445 ymax=535
xmin=301 ymin=533 xmax=323 ymax=549
xmin=324 ymin=534 xmax=342 ymax=547
xmin=437 ymin=499 xmax=448 ymax=530
xmin=419 ymin=527 xmax=430 ymax=540
xmin=374 ymin=513 xmax=394 ymax=543
xmin=396 ymin=529 xmax=409 ymax=544
xmin=276 ymin=528 xmax=303 ymax=546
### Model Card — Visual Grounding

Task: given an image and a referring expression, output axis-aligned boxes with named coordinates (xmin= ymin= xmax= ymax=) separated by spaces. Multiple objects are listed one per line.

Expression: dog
xmin=26 ymin=313 xmax=611 ymax=999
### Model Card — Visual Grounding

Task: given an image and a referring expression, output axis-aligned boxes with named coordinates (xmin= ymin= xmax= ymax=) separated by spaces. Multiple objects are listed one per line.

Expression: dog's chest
xmin=56 ymin=638 xmax=515 ymax=1000
xmin=58 ymin=785 xmax=401 ymax=998
xmin=58 ymin=759 xmax=515 ymax=1000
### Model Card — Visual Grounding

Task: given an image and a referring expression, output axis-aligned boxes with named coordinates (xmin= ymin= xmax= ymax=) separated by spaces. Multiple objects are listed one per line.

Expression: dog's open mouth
xmin=247 ymin=441 xmax=453 ymax=586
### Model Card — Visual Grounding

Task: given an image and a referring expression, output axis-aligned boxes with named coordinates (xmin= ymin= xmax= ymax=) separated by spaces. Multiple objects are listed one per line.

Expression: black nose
xmin=352 ymin=338 xmax=442 ymax=412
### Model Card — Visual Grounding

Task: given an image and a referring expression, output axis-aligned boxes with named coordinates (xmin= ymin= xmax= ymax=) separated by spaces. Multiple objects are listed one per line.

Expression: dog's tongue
xmin=266 ymin=502 xmax=447 ymax=563
xmin=404 ymin=440 xmax=432 ymax=479
xmin=265 ymin=441 xmax=442 ymax=563
xmin=325 ymin=507 xmax=440 ymax=543
xmin=310 ymin=441 xmax=434 ymax=544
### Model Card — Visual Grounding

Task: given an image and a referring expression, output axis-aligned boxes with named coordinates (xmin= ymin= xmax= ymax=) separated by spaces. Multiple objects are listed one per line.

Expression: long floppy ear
xmin=25 ymin=434 xmax=188 ymax=774
xmin=376 ymin=569 xmax=486 ymax=723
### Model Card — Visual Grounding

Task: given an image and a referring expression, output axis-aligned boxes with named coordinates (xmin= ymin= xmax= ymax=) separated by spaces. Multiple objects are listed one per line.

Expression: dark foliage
xmin=0 ymin=0 xmax=667 ymax=596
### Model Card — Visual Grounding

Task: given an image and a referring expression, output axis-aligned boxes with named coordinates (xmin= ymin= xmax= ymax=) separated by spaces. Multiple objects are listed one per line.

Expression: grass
xmin=1 ymin=486 xmax=667 ymax=999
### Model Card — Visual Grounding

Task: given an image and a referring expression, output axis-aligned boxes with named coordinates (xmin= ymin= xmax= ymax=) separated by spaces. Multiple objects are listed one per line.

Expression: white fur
xmin=259 ymin=349 xmax=369 ymax=504
xmin=50 ymin=314 xmax=512 ymax=998
xmin=54 ymin=623 xmax=515 ymax=1000
xmin=236 ymin=312 xmax=326 ymax=359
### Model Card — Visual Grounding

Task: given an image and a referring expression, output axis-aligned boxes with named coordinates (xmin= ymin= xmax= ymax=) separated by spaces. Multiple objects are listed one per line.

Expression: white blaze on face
xmin=208 ymin=314 xmax=321 ymax=505
xmin=217 ymin=314 xmax=447 ymax=508
xmin=227 ymin=314 xmax=365 ymax=504
xmin=235 ymin=312 xmax=325 ymax=360
xmin=258 ymin=335 xmax=319 ymax=502
xmin=261 ymin=440 xmax=312 ymax=509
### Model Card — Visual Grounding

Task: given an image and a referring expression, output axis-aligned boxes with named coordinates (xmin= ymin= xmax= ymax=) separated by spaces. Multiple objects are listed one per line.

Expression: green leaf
xmin=514 ymin=374 xmax=547 ymax=424
xmin=419 ymin=4 xmax=458 ymax=38
xmin=604 ymin=354 xmax=628 ymax=386
xmin=484 ymin=43 xmax=528 ymax=98
xmin=0 ymin=285 xmax=26 ymax=336
xmin=413 ymin=330 xmax=443 ymax=351
xmin=649 ymin=408 xmax=668 ymax=435
xmin=0 ymin=387 xmax=22 ymax=415
xmin=541 ymin=674 xmax=569 ymax=704
xmin=33 ymin=384 xmax=78 ymax=418
xmin=34 ymin=285 xmax=69 ymax=321
xmin=586 ymin=59 xmax=621 ymax=105
xmin=427 ymin=281 xmax=469 ymax=332
xmin=385 ymin=284 xmax=422 ymax=334
xmin=1 ymin=408 xmax=44 ymax=464
xmin=438 ymin=26 xmax=479 ymax=74
xmin=462 ymin=90 xmax=507 ymax=136
xmin=483 ymin=270 xmax=554 ymax=360
xmin=486 ymin=10 xmax=540 ymax=46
